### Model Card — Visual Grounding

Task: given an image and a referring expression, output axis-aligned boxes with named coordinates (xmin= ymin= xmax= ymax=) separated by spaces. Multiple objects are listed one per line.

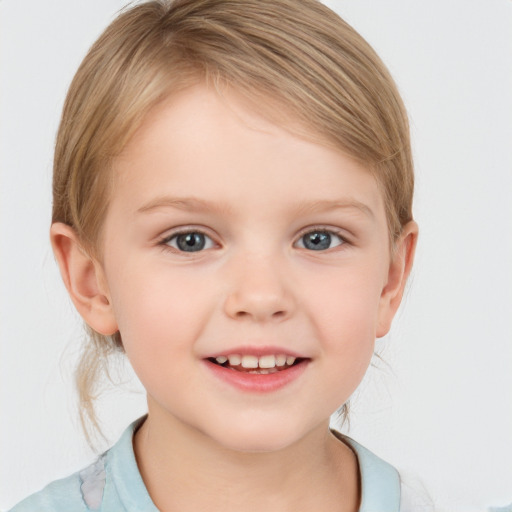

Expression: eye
xmin=295 ymin=230 xmax=345 ymax=251
xmin=163 ymin=231 xmax=215 ymax=252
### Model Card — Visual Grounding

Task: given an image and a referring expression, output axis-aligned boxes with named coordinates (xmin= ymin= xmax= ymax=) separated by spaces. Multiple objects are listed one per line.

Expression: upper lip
xmin=203 ymin=345 xmax=308 ymax=359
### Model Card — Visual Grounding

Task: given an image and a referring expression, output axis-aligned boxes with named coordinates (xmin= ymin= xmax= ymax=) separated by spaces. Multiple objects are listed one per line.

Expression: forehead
xmin=111 ymin=84 xmax=386 ymax=223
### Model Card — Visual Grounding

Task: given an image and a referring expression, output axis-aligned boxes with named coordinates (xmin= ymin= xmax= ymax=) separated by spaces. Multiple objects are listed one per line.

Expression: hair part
xmin=52 ymin=0 xmax=414 ymax=445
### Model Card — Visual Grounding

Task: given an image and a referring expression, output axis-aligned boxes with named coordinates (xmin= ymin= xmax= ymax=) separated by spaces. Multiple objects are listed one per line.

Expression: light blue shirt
xmin=10 ymin=417 xmax=401 ymax=511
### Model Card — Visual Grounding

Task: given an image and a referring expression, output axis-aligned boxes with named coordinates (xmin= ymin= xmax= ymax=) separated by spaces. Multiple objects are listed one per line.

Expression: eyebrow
xmin=137 ymin=196 xmax=374 ymax=218
xmin=294 ymin=199 xmax=374 ymax=218
xmin=137 ymin=196 xmax=234 ymax=215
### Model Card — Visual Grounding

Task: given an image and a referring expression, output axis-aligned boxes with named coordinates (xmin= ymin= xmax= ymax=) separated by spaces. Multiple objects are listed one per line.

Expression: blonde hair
xmin=52 ymin=0 xmax=414 ymax=443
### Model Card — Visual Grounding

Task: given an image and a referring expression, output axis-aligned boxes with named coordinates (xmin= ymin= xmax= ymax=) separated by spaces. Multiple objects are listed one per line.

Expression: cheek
xmin=309 ymin=267 xmax=384 ymax=340
xmin=107 ymin=264 xmax=211 ymax=364
xmin=304 ymin=265 xmax=383 ymax=384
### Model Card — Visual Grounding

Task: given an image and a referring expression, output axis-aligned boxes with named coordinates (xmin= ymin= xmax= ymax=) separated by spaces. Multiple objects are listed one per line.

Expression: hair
xmin=52 ymin=0 xmax=414 ymax=444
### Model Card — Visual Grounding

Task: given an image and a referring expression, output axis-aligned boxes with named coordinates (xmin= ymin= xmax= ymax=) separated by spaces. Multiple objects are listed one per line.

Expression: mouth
xmin=206 ymin=354 xmax=306 ymax=374
xmin=203 ymin=351 xmax=309 ymax=392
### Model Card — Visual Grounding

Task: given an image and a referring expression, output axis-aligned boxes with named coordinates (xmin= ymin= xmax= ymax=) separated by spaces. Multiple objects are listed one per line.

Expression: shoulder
xmin=8 ymin=417 xmax=152 ymax=512
xmin=8 ymin=470 xmax=88 ymax=512
xmin=331 ymin=430 xmax=435 ymax=512
xmin=9 ymin=450 xmax=109 ymax=512
xmin=332 ymin=431 xmax=401 ymax=511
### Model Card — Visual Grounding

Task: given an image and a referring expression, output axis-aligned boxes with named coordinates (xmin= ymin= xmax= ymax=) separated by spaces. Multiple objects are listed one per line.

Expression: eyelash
xmin=157 ymin=226 xmax=348 ymax=254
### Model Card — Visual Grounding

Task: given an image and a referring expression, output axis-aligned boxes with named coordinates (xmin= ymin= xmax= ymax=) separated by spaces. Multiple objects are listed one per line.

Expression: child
xmin=9 ymin=0 xmax=422 ymax=510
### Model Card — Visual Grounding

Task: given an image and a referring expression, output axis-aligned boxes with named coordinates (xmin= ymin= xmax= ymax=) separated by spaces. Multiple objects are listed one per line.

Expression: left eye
xmin=164 ymin=231 xmax=215 ymax=252
xmin=295 ymin=230 xmax=344 ymax=251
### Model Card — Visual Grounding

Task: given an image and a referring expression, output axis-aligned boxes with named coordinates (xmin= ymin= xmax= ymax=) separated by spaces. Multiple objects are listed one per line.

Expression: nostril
xmin=223 ymin=286 xmax=295 ymax=322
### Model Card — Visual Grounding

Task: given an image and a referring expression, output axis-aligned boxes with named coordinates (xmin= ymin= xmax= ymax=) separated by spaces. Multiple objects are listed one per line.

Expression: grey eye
xmin=297 ymin=231 xmax=343 ymax=251
xmin=167 ymin=232 xmax=213 ymax=252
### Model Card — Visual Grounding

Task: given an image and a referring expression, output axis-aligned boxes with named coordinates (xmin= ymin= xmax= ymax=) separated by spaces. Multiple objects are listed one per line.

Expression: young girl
xmin=9 ymin=0 xmax=423 ymax=510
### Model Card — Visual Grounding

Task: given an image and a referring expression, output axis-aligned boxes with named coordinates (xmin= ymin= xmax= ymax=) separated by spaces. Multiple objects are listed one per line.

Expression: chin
xmin=207 ymin=420 xmax=309 ymax=454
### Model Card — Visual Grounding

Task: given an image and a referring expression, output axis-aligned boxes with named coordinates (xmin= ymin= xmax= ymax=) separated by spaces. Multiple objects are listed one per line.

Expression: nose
xmin=222 ymin=253 xmax=296 ymax=323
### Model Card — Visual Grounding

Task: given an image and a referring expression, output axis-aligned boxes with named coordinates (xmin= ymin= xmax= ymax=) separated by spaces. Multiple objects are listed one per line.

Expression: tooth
xmin=215 ymin=356 xmax=228 ymax=364
xmin=241 ymin=355 xmax=258 ymax=368
xmin=259 ymin=355 xmax=276 ymax=368
xmin=286 ymin=356 xmax=296 ymax=366
xmin=275 ymin=355 xmax=287 ymax=367
xmin=228 ymin=354 xmax=241 ymax=366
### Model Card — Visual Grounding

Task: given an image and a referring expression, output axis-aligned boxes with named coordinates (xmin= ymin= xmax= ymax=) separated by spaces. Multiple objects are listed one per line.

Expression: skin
xmin=51 ymin=84 xmax=417 ymax=512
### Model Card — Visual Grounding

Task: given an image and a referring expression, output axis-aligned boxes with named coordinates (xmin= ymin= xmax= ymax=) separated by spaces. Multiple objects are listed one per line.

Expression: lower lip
xmin=203 ymin=359 xmax=309 ymax=393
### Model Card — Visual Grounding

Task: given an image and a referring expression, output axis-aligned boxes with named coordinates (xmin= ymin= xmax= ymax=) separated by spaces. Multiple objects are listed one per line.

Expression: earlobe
xmin=376 ymin=221 xmax=418 ymax=338
xmin=50 ymin=222 xmax=118 ymax=336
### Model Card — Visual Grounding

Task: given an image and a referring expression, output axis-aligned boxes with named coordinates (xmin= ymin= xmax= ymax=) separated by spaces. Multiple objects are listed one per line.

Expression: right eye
xmin=162 ymin=231 xmax=215 ymax=252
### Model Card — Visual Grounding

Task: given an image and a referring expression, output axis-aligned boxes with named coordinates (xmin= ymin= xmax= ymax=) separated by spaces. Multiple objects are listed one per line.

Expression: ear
xmin=50 ymin=222 xmax=118 ymax=336
xmin=376 ymin=221 xmax=418 ymax=338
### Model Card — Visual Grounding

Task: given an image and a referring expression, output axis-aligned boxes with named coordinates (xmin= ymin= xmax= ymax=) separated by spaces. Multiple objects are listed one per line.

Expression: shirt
xmin=10 ymin=417 xmax=404 ymax=511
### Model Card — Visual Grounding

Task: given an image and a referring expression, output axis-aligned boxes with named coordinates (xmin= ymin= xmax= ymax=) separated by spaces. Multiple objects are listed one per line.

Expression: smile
xmin=204 ymin=351 xmax=309 ymax=393
xmin=208 ymin=354 xmax=301 ymax=374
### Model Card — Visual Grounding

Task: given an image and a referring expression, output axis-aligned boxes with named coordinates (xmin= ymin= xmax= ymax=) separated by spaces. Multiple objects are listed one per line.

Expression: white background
xmin=1 ymin=1 xmax=511 ymax=510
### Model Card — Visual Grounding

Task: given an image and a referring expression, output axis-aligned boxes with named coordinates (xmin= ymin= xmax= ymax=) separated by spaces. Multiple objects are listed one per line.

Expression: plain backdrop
xmin=1 ymin=1 xmax=511 ymax=510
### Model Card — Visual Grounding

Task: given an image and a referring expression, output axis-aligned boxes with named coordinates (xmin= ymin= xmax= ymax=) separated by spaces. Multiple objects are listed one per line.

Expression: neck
xmin=133 ymin=406 xmax=360 ymax=512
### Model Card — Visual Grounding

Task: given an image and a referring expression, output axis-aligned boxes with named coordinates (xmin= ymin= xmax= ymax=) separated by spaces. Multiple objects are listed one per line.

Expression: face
xmin=96 ymin=85 xmax=405 ymax=452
